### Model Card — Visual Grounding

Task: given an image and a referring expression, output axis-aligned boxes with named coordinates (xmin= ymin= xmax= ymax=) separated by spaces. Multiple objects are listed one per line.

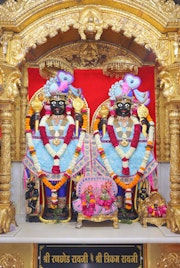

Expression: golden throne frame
xmin=73 ymin=176 xmax=119 ymax=228
xmin=139 ymin=191 xmax=167 ymax=228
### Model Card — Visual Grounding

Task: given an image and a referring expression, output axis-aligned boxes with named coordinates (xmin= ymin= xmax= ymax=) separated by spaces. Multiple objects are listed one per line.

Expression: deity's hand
xmin=98 ymin=118 xmax=107 ymax=131
xmin=30 ymin=113 xmax=36 ymax=130
xmin=75 ymin=113 xmax=83 ymax=127
xmin=141 ymin=118 xmax=150 ymax=136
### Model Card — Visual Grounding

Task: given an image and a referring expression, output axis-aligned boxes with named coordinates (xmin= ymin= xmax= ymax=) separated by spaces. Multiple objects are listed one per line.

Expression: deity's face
xmin=50 ymin=99 xmax=66 ymax=115
xmin=116 ymin=100 xmax=132 ymax=117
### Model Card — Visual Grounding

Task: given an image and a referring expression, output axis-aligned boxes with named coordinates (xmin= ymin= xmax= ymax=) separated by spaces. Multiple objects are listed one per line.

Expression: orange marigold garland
xmin=25 ymin=105 xmax=88 ymax=194
xmin=81 ymin=106 xmax=89 ymax=131
xmin=25 ymin=106 xmax=34 ymax=133
xmin=93 ymin=111 xmax=155 ymax=191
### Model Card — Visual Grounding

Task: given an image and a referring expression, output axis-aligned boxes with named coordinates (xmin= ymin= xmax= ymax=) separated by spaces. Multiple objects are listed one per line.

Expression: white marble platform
xmin=0 ymin=162 xmax=177 ymax=245
xmin=0 ymin=215 xmax=179 ymax=244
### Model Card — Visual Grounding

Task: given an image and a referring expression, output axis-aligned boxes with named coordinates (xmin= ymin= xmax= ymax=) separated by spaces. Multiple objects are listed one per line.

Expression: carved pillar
xmin=164 ymin=105 xmax=170 ymax=161
xmin=19 ymin=68 xmax=28 ymax=160
xmin=160 ymin=66 xmax=180 ymax=234
xmin=0 ymin=99 xmax=17 ymax=233
xmin=167 ymin=103 xmax=180 ymax=233
xmin=169 ymin=104 xmax=180 ymax=206
xmin=155 ymin=76 xmax=161 ymax=160
xmin=0 ymin=101 xmax=13 ymax=205
xmin=158 ymin=62 xmax=180 ymax=233
xmin=156 ymin=73 xmax=170 ymax=161
xmin=0 ymin=60 xmax=21 ymax=232
xmin=11 ymin=104 xmax=16 ymax=160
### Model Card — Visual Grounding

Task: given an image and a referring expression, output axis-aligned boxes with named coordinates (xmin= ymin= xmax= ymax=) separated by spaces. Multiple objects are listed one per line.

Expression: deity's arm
xmin=140 ymin=117 xmax=150 ymax=135
xmin=74 ymin=112 xmax=83 ymax=128
xmin=97 ymin=117 xmax=108 ymax=132
xmin=29 ymin=113 xmax=36 ymax=130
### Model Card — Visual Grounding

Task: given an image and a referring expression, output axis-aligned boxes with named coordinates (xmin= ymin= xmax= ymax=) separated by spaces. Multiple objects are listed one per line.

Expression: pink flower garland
xmin=96 ymin=196 xmax=115 ymax=210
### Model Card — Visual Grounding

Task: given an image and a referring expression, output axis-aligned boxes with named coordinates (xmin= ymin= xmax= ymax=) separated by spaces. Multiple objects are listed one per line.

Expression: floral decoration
xmin=93 ymin=108 xmax=155 ymax=191
xmin=25 ymin=104 xmax=88 ymax=197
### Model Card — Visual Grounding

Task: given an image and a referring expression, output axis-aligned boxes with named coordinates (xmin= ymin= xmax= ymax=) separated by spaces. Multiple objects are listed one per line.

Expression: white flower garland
xmin=108 ymin=115 xmax=140 ymax=160
xmin=40 ymin=114 xmax=74 ymax=159
xmin=94 ymin=116 xmax=155 ymax=187
xmin=108 ymin=115 xmax=142 ymax=174
xmin=26 ymin=115 xmax=86 ymax=178
xmin=26 ymin=132 xmax=42 ymax=173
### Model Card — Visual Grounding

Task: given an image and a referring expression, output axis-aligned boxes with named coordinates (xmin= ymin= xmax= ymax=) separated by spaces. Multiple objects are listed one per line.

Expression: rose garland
xmin=25 ymin=105 xmax=88 ymax=195
xmin=93 ymin=112 xmax=155 ymax=191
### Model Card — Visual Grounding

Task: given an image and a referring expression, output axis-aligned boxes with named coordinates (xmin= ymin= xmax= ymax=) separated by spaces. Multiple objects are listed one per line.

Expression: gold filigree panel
xmin=0 ymin=66 xmax=21 ymax=101
xmin=159 ymin=65 xmax=180 ymax=102
xmin=0 ymin=243 xmax=36 ymax=268
xmin=156 ymin=66 xmax=180 ymax=162
xmin=38 ymin=41 xmax=143 ymax=74
xmin=146 ymin=244 xmax=180 ymax=268
xmin=0 ymin=0 xmax=180 ymax=29
xmin=2 ymin=5 xmax=171 ymax=66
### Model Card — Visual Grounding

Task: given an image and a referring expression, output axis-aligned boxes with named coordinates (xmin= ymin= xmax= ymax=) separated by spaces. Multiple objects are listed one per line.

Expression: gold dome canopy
xmin=102 ymin=55 xmax=142 ymax=78
xmin=38 ymin=57 xmax=74 ymax=79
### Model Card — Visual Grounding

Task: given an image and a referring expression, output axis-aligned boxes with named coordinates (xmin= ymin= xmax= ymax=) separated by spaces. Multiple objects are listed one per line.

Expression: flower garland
xmin=25 ymin=105 xmax=88 ymax=195
xmin=93 ymin=112 xmax=155 ymax=191
xmin=39 ymin=114 xmax=75 ymax=174
xmin=96 ymin=183 xmax=115 ymax=210
xmin=107 ymin=116 xmax=141 ymax=175
xmin=80 ymin=186 xmax=96 ymax=217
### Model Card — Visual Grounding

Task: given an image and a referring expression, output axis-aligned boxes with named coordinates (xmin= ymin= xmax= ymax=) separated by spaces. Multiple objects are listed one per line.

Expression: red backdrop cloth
xmin=28 ymin=66 xmax=155 ymax=122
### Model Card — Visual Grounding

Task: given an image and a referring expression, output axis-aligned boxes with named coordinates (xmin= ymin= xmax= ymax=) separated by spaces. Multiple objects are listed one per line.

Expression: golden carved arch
xmin=0 ymin=0 xmax=180 ymax=235
xmin=4 ymin=5 xmax=171 ymax=66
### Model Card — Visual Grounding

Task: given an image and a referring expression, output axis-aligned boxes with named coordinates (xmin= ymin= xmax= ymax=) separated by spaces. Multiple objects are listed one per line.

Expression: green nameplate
xmin=38 ymin=244 xmax=143 ymax=267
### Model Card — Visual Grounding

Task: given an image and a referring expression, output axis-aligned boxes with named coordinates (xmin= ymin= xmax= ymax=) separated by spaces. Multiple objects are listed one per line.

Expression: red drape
xmin=28 ymin=66 xmax=155 ymax=122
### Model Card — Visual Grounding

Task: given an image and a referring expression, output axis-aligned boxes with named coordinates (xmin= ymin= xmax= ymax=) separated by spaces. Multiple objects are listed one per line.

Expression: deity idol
xmin=93 ymin=73 xmax=158 ymax=221
xmin=23 ymin=71 xmax=88 ymax=222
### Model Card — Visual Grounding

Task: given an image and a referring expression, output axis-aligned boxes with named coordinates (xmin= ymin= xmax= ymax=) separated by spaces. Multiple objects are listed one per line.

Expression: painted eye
xmin=51 ymin=101 xmax=56 ymax=106
xmin=117 ymin=102 xmax=123 ymax=108
xmin=125 ymin=103 xmax=131 ymax=109
xmin=58 ymin=101 xmax=65 ymax=106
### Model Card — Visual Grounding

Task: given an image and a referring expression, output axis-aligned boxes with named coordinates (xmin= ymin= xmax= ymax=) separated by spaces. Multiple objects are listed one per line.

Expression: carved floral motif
xmin=0 ymin=252 xmax=23 ymax=267
xmin=157 ymin=252 xmax=180 ymax=268
xmin=0 ymin=5 xmax=172 ymax=66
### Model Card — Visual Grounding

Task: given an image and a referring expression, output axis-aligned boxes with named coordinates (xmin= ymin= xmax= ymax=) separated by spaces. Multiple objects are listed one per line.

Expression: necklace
xmin=107 ymin=115 xmax=141 ymax=175
xmin=46 ymin=115 xmax=68 ymax=146
xmin=39 ymin=114 xmax=75 ymax=171
xmin=114 ymin=116 xmax=133 ymax=147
